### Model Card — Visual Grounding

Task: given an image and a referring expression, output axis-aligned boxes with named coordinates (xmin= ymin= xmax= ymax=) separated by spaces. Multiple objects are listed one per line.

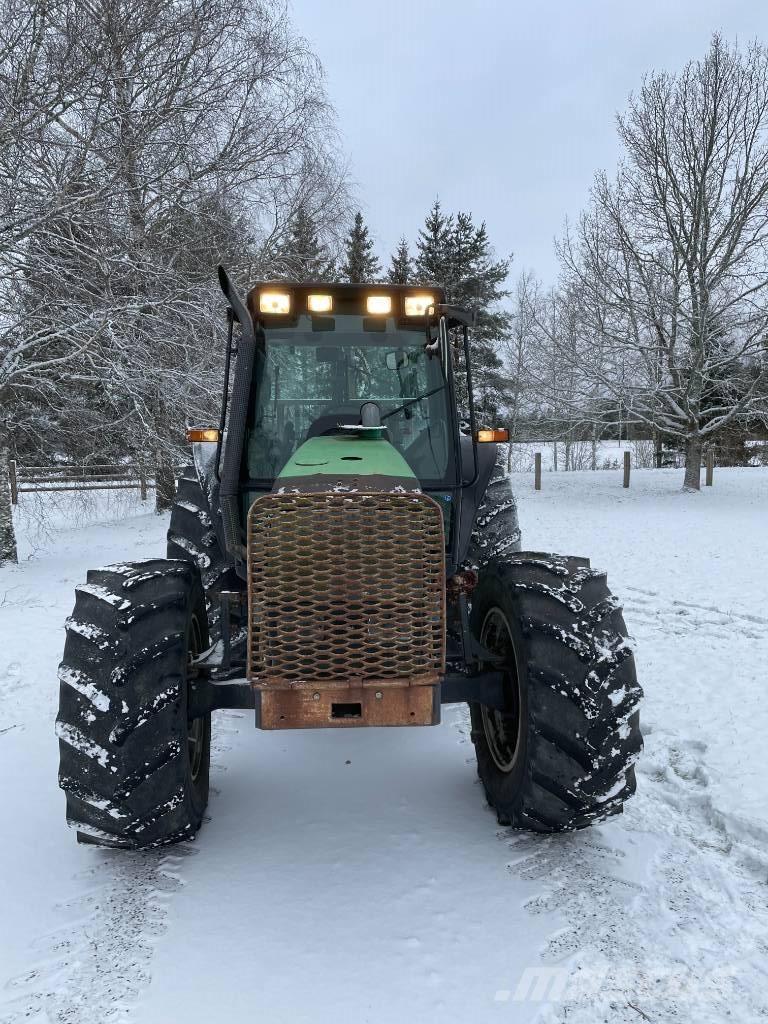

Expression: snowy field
xmin=505 ymin=438 xmax=768 ymax=472
xmin=1 ymin=469 xmax=767 ymax=1023
xmin=506 ymin=439 xmax=638 ymax=473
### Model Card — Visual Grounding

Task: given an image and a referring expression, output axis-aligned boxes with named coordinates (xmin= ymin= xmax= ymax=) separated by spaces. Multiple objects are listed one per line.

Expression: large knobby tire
xmin=56 ymin=560 xmax=211 ymax=848
xmin=465 ymin=448 xmax=522 ymax=570
xmin=469 ymin=552 xmax=643 ymax=832
xmin=167 ymin=467 xmax=236 ymax=640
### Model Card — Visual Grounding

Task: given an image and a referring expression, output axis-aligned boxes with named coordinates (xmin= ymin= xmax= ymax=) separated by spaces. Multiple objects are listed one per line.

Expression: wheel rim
xmin=480 ymin=607 xmax=521 ymax=773
xmin=187 ymin=613 xmax=205 ymax=783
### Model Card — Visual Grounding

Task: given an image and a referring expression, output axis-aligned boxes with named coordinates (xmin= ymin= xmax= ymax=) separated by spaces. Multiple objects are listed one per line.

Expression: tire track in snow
xmin=0 ymin=716 xmax=242 ymax=1024
xmin=454 ymin=584 xmax=768 ymax=1022
xmin=0 ymin=847 xmax=194 ymax=1024
xmin=452 ymin=700 xmax=768 ymax=1021
xmin=623 ymin=586 xmax=768 ymax=638
xmin=0 ymin=662 xmax=26 ymax=735
xmin=498 ymin=730 xmax=768 ymax=1023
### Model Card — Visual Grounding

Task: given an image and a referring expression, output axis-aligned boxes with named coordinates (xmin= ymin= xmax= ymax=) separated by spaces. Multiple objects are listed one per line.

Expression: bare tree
xmin=0 ymin=0 xmax=349 ymax=531
xmin=504 ymin=273 xmax=536 ymax=470
xmin=0 ymin=447 xmax=16 ymax=563
xmin=0 ymin=1 xmax=105 ymax=560
xmin=512 ymin=274 xmax=618 ymax=470
xmin=559 ymin=35 xmax=768 ymax=489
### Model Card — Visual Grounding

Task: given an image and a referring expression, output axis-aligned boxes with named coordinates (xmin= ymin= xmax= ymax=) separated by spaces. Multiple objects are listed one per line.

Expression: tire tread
xmin=470 ymin=551 xmax=643 ymax=833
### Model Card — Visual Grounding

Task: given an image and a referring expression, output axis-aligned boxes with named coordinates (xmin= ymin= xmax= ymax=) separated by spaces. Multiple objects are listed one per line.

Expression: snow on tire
xmin=469 ymin=552 xmax=643 ymax=831
xmin=56 ymin=559 xmax=211 ymax=848
xmin=167 ymin=468 xmax=237 ymax=641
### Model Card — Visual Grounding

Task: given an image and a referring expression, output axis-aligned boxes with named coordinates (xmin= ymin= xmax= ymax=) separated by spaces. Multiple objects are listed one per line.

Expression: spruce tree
xmin=414 ymin=202 xmax=511 ymax=420
xmin=414 ymin=200 xmax=453 ymax=286
xmin=387 ymin=237 xmax=412 ymax=283
xmin=341 ymin=211 xmax=380 ymax=283
xmin=277 ymin=204 xmax=335 ymax=281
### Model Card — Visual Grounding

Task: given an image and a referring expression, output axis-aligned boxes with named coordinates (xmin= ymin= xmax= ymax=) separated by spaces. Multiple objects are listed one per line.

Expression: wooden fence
xmin=4 ymin=447 xmax=731 ymax=504
xmin=8 ymin=461 xmax=153 ymax=504
xmin=529 ymin=449 xmax=717 ymax=489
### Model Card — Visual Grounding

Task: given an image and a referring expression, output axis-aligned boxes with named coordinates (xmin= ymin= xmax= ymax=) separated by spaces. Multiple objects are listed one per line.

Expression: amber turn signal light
xmin=474 ymin=428 xmax=510 ymax=443
xmin=186 ymin=427 xmax=220 ymax=443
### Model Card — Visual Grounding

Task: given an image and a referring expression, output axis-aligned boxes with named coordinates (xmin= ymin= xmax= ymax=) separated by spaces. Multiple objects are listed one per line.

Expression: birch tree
xmin=560 ymin=35 xmax=768 ymax=489
xmin=1 ymin=0 xmax=348 ymax=528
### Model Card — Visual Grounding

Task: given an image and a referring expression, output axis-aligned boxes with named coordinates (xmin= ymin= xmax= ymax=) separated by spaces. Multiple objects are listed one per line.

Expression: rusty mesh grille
xmin=247 ymin=491 xmax=445 ymax=685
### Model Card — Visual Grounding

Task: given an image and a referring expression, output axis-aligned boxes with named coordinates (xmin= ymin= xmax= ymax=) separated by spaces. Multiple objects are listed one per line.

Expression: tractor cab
xmin=241 ymin=283 xmax=456 ymax=488
xmin=215 ymin=274 xmax=502 ymax=580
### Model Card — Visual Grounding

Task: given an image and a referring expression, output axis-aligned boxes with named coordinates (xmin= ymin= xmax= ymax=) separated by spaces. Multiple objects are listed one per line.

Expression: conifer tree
xmin=387 ymin=237 xmax=412 ymax=284
xmin=414 ymin=201 xmax=453 ymax=286
xmin=277 ymin=204 xmax=335 ymax=281
xmin=341 ymin=211 xmax=380 ymax=282
xmin=414 ymin=201 xmax=511 ymax=420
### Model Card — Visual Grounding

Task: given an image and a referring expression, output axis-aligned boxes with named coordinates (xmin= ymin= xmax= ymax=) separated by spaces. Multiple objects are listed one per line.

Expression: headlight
xmin=366 ymin=295 xmax=392 ymax=315
xmin=307 ymin=293 xmax=333 ymax=313
xmin=259 ymin=291 xmax=291 ymax=314
xmin=404 ymin=294 xmax=435 ymax=317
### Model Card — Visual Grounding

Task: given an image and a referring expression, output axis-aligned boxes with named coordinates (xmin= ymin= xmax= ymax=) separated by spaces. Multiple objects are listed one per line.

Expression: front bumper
xmin=188 ymin=669 xmax=506 ymax=727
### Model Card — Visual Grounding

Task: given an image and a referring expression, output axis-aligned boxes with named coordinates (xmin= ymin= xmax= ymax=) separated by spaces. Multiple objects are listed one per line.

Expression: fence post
xmin=139 ymin=466 xmax=147 ymax=502
xmin=8 ymin=459 xmax=18 ymax=505
xmin=534 ymin=452 xmax=542 ymax=491
xmin=623 ymin=450 xmax=631 ymax=488
xmin=705 ymin=450 xmax=714 ymax=487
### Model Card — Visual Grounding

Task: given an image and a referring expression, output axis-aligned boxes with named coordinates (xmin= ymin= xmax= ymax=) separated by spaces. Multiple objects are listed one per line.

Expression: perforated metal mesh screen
xmin=247 ymin=491 xmax=446 ymax=685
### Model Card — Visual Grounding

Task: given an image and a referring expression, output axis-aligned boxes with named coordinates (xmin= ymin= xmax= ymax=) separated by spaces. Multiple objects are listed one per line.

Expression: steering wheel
xmin=305 ymin=412 xmax=361 ymax=438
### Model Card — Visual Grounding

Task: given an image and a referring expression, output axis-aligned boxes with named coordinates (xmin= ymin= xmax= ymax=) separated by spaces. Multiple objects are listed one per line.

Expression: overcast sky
xmin=290 ymin=0 xmax=768 ymax=286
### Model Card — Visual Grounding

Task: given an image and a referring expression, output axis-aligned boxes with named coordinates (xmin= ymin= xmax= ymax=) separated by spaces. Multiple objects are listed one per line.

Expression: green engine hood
xmin=275 ymin=434 xmax=418 ymax=491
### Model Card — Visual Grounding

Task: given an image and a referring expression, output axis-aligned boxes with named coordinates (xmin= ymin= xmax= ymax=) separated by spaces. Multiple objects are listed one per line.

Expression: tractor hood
xmin=274 ymin=433 xmax=419 ymax=493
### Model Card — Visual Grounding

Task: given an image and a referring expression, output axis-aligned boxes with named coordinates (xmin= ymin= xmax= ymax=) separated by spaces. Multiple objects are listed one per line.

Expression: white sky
xmin=289 ymin=0 xmax=768 ymax=286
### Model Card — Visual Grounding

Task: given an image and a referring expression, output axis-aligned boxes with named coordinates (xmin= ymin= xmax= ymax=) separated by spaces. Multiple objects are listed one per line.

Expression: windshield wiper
xmin=380 ymin=384 xmax=446 ymax=421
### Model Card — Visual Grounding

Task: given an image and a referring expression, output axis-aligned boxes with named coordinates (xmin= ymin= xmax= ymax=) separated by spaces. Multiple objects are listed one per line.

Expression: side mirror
xmin=385 ymin=350 xmax=409 ymax=370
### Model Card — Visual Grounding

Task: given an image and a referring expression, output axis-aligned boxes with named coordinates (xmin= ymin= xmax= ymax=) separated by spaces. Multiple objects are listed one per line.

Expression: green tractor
xmin=56 ymin=272 xmax=642 ymax=848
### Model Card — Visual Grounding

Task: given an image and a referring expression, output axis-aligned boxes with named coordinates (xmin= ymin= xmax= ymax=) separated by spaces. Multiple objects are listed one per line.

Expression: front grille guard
xmin=247 ymin=491 xmax=446 ymax=687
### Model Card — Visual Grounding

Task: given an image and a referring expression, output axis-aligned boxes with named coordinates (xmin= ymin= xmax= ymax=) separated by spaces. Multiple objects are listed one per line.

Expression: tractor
xmin=56 ymin=271 xmax=642 ymax=847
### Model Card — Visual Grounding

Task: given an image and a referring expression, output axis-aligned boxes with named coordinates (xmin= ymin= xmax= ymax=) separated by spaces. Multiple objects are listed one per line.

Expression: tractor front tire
xmin=56 ymin=560 xmax=211 ymax=848
xmin=469 ymin=553 xmax=642 ymax=832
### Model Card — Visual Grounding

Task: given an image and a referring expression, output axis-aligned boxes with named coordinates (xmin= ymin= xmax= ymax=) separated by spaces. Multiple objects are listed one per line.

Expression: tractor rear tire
xmin=167 ymin=467 xmax=236 ymax=640
xmin=56 ymin=560 xmax=211 ymax=848
xmin=469 ymin=553 xmax=642 ymax=832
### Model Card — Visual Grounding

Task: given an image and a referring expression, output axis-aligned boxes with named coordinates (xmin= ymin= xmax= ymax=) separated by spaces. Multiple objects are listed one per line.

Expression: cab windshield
xmin=244 ymin=314 xmax=456 ymax=486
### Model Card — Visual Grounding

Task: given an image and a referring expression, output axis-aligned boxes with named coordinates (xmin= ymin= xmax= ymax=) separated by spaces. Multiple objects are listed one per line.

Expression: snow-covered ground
xmin=1 ymin=469 xmax=767 ymax=1023
xmin=506 ymin=438 xmax=638 ymax=473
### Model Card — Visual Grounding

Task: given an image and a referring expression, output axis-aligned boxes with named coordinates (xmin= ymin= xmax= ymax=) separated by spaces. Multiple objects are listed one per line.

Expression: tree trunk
xmin=154 ymin=452 xmax=176 ymax=512
xmin=683 ymin=434 xmax=702 ymax=491
xmin=0 ymin=448 xmax=19 ymax=565
xmin=553 ymin=441 xmax=558 ymax=472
